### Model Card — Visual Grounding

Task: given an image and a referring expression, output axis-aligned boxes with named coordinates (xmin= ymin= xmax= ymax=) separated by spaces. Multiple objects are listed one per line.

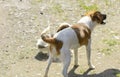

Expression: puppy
xmin=41 ymin=11 xmax=107 ymax=77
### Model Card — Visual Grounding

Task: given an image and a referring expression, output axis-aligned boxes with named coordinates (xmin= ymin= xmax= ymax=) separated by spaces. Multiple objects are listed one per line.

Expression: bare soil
xmin=0 ymin=0 xmax=120 ymax=77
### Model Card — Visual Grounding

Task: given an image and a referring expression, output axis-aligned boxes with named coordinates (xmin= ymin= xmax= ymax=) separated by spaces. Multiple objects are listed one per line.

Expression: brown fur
xmin=41 ymin=35 xmax=63 ymax=55
xmin=85 ymin=11 xmax=96 ymax=16
xmin=57 ymin=25 xmax=69 ymax=32
xmin=91 ymin=11 xmax=103 ymax=23
xmin=71 ymin=23 xmax=91 ymax=46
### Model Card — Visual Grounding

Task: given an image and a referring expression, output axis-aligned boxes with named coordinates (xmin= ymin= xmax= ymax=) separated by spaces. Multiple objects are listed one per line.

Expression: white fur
xmin=54 ymin=27 xmax=79 ymax=48
xmin=77 ymin=16 xmax=98 ymax=31
xmin=59 ymin=22 xmax=72 ymax=27
xmin=44 ymin=16 xmax=98 ymax=77
xmin=36 ymin=39 xmax=48 ymax=48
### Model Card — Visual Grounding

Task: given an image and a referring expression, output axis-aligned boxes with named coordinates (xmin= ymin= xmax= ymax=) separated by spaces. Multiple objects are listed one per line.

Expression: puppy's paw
xmin=89 ymin=65 xmax=95 ymax=70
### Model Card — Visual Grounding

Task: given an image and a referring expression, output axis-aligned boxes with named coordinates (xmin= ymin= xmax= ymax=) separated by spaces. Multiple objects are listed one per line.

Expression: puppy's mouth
xmin=101 ymin=20 xmax=106 ymax=24
xmin=101 ymin=14 xmax=107 ymax=24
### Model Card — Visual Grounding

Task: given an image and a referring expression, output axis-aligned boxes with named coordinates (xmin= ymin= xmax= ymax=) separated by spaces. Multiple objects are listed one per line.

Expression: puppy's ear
xmin=92 ymin=11 xmax=103 ymax=23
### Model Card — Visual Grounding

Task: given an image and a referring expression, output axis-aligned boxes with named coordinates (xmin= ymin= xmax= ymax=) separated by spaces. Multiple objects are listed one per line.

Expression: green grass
xmin=77 ymin=0 xmax=98 ymax=11
xmin=52 ymin=3 xmax=64 ymax=14
xmin=105 ymin=0 xmax=110 ymax=6
xmin=100 ymin=48 xmax=112 ymax=55
xmin=102 ymin=39 xmax=119 ymax=46
xmin=79 ymin=68 xmax=85 ymax=74
xmin=116 ymin=73 xmax=120 ymax=77
xmin=30 ymin=0 xmax=42 ymax=5
xmin=36 ymin=0 xmax=42 ymax=3
xmin=100 ymin=39 xmax=120 ymax=55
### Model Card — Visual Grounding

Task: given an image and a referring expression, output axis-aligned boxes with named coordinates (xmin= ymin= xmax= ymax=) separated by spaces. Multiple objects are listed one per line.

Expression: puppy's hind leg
xmin=44 ymin=54 xmax=53 ymax=77
xmin=61 ymin=49 xmax=71 ymax=77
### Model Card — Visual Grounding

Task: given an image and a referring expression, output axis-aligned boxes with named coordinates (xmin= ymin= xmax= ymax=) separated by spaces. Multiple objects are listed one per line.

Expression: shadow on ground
xmin=68 ymin=66 xmax=120 ymax=77
xmin=35 ymin=52 xmax=120 ymax=77
xmin=35 ymin=51 xmax=61 ymax=63
xmin=35 ymin=52 xmax=48 ymax=61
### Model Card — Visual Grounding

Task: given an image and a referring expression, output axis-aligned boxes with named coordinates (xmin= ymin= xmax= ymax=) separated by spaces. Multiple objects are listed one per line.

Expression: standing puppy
xmin=41 ymin=11 xmax=107 ymax=77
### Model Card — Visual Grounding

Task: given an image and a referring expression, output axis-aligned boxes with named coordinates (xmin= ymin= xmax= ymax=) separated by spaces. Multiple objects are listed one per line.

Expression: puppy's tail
xmin=41 ymin=27 xmax=63 ymax=55
xmin=41 ymin=34 xmax=63 ymax=55
xmin=40 ymin=24 xmax=55 ymax=44
xmin=57 ymin=22 xmax=71 ymax=32
xmin=41 ymin=25 xmax=50 ymax=36
xmin=41 ymin=35 xmax=56 ymax=44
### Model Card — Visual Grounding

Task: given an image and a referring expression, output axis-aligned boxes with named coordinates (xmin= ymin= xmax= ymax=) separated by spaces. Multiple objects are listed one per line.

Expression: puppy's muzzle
xmin=101 ymin=14 xmax=107 ymax=24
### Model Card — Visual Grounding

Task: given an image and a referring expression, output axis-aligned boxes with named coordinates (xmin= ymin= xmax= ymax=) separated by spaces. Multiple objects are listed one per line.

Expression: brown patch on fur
xmin=71 ymin=23 xmax=91 ymax=46
xmin=57 ymin=25 xmax=69 ymax=32
xmin=91 ymin=11 xmax=103 ymax=23
xmin=41 ymin=35 xmax=63 ymax=55
xmin=49 ymin=45 xmax=53 ymax=53
xmin=54 ymin=39 xmax=63 ymax=55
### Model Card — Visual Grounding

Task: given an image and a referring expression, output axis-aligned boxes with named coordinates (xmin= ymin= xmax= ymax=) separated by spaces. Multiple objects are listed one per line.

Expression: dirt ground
xmin=0 ymin=0 xmax=120 ymax=77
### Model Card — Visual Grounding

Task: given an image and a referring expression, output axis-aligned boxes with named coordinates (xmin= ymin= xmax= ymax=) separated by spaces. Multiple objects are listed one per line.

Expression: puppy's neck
xmin=77 ymin=16 xmax=97 ymax=31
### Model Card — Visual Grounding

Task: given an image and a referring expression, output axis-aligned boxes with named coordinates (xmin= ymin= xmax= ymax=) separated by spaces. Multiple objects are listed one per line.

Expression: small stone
xmin=40 ymin=12 xmax=43 ymax=15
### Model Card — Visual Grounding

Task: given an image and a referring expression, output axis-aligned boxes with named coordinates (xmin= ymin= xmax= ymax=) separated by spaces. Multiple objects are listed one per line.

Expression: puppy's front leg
xmin=86 ymin=39 xmax=95 ymax=69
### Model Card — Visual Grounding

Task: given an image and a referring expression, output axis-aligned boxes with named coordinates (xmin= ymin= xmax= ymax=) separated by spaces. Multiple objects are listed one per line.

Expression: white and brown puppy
xmin=41 ymin=11 xmax=107 ymax=77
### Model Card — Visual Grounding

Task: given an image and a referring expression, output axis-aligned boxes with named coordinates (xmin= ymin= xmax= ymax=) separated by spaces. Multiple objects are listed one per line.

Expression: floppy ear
xmin=90 ymin=13 xmax=97 ymax=21
xmin=85 ymin=11 xmax=96 ymax=21
xmin=91 ymin=11 xmax=102 ymax=23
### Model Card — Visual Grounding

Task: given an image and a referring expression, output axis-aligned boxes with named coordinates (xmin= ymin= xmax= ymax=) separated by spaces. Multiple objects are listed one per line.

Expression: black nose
xmin=103 ymin=14 xmax=107 ymax=20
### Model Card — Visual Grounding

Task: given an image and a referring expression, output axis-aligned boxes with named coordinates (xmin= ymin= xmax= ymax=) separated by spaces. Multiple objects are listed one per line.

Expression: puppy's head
xmin=86 ymin=11 xmax=107 ymax=24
